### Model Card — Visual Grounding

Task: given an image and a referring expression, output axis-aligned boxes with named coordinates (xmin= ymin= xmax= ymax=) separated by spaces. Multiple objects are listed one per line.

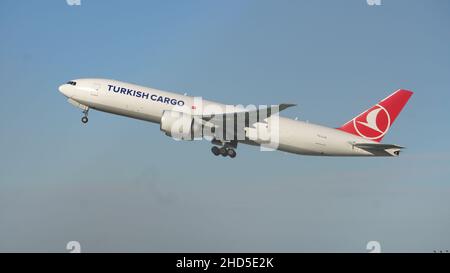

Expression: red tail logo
xmin=338 ymin=89 xmax=413 ymax=142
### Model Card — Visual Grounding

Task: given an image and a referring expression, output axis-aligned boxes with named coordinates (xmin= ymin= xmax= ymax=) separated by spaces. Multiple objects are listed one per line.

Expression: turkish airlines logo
xmin=353 ymin=104 xmax=391 ymax=140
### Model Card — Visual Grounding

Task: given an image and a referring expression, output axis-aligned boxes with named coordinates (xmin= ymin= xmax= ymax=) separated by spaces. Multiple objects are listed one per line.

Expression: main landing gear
xmin=211 ymin=145 xmax=237 ymax=158
xmin=211 ymin=139 xmax=238 ymax=158
xmin=81 ymin=108 xmax=89 ymax=124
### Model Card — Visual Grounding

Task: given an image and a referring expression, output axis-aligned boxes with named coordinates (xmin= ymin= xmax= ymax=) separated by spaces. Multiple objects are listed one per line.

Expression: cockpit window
xmin=66 ymin=81 xmax=77 ymax=86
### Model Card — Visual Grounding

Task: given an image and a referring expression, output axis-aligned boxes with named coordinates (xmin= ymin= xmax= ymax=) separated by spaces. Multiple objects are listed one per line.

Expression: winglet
xmin=278 ymin=103 xmax=297 ymax=111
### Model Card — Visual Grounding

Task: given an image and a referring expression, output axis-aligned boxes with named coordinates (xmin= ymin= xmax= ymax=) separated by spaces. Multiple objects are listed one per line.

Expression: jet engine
xmin=160 ymin=110 xmax=203 ymax=140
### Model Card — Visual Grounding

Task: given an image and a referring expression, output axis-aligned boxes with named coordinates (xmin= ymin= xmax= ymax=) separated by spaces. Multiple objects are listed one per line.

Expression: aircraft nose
xmin=58 ymin=84 xmax=72 ymax=98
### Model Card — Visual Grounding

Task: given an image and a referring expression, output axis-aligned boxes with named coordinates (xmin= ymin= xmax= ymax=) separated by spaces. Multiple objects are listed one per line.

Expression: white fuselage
xmin=59 ymin=78 xmax=379 ymax=156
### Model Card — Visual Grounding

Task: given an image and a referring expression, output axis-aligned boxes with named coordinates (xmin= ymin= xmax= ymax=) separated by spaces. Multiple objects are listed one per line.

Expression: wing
xmin=199 ymin=103 xmax=296 ymax=121
xmin=195 ymin=103 xmax=296 ymax=142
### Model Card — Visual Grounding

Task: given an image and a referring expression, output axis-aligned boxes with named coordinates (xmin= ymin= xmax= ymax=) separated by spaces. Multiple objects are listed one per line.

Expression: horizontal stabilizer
xmin=353 ymin=143 xmax=404 ymax=156
xmin=353 ymin=143 xmax=404 ymax=150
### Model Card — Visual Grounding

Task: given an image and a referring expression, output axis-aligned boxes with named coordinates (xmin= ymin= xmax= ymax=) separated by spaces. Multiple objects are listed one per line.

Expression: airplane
xmin=58 ymin=78 xmax=413 ymax=158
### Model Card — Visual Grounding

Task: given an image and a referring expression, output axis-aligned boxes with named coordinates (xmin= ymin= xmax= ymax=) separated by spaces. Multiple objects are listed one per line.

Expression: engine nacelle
xmin=160 ymin=110 xmax=203 ymax=140
xmin=244 ymin=122 xmax=272 ymax=143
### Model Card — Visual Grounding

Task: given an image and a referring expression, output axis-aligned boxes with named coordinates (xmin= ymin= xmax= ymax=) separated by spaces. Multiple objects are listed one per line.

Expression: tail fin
xmin=338 ymin=89 xmax=413 ymax=142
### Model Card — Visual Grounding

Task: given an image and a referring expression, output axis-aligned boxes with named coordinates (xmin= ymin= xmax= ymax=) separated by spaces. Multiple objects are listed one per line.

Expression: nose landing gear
xmin=81 ymin=108 xmax=89 ymax=124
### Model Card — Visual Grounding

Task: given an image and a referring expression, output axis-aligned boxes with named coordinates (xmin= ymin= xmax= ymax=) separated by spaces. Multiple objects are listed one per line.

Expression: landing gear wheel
xmin=227 ymin=148 xmax=236 ymax=158
xmin=211 ymin=146 xmax=220 ymax=156
xmin=81 ymin=108 xmax=89 ymax=124
xmin=219 ymin=147 xmax=227 ymax=157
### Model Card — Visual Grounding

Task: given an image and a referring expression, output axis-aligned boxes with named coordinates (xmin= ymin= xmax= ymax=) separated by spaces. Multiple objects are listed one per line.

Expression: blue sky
xmin=0 ymin=0 xmax=449 ymax=252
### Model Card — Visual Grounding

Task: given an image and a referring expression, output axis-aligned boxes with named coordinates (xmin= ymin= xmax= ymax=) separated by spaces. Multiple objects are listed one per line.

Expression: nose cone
xmin=58 ymin=84 xmax=72 ymax=98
